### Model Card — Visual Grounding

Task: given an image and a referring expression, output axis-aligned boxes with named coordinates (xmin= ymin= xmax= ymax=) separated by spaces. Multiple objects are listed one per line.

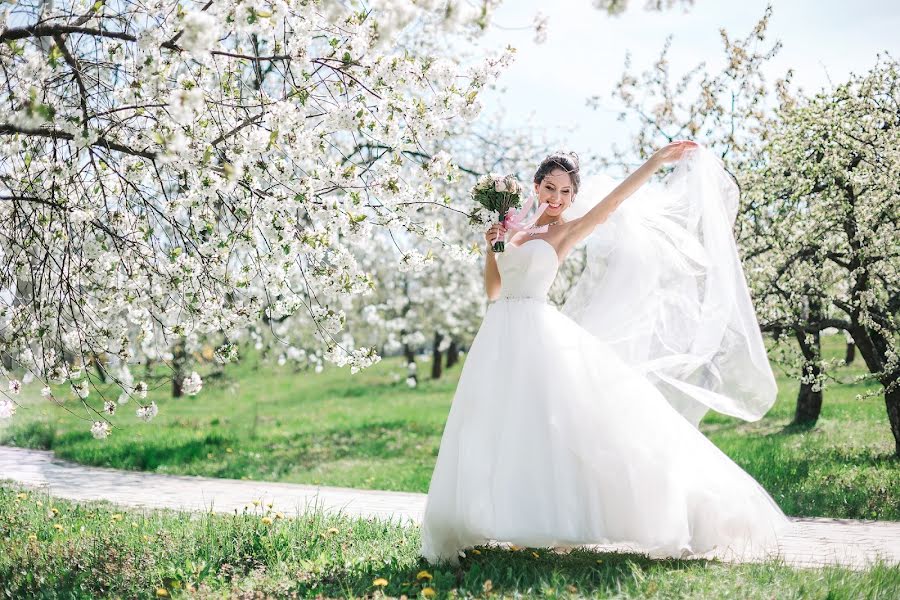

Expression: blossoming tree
xmin=0 ymin=0 xmax=514 ymax=432
xmin=743 ymin=55 xmax=900 ymax=454
xmin=594 ymin=8 xmax=900 ymax=453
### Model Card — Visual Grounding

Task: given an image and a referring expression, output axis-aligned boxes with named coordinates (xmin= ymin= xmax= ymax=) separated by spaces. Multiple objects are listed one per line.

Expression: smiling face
xmin=534 ymin=168 xmax=575 ymax=218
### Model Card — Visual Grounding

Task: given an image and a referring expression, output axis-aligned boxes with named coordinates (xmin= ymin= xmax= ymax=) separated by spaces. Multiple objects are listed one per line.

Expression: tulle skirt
xmin=419 ymin=297 xmax=792 ymax=566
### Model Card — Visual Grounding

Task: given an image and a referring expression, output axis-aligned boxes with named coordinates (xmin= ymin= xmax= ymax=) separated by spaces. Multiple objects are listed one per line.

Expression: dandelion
xmin=416 ymin=570 xmax=433 ymax=581
xmin=155 ymin=588 xmax=170 ymax=598
xmin=261 ymin=516 xmax=273 ymax=525
xmin=373 ymin=577 xmax=388 ymax=587
xmin=422 ymin=588 xmax=436 ymax=598
xmin=275 ymin=512 xmax=284 ymax=520
xmin=27 ymin=534 xmax=37 ymax=541
xmin=110 ymin=513 xmax=124 ymax=522
xmin=225 ymin=447 xmax=233 ymax=453
xmin=326 ymin=526 xmax=339 ymax=535
xmin=53 ymin=523 xmax=63 ymax=531
xmin=15 ymin=492 xmax=26 ymax=500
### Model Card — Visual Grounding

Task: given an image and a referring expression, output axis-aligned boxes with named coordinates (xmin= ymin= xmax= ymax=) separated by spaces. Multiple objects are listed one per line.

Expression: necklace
xmin=528 ymin=219 xmax=562 ymax=235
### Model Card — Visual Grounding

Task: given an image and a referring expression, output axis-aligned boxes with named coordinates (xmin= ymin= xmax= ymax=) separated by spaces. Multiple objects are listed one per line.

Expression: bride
xmin=419 ymin=141 xmax=793 ymax=566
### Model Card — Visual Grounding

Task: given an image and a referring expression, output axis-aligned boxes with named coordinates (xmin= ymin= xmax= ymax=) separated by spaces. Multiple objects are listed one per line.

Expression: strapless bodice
xmin=493 ymin=238 xmax=559 ymax=303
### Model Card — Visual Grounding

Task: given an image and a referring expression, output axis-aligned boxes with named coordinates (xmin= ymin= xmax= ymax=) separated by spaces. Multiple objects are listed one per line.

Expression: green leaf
xmin=47 ymin=45 xmax=63 ymax=69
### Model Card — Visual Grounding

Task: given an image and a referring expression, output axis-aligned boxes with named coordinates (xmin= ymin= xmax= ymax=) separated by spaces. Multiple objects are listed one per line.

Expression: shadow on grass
xmin=52 ymin=429 xmax=236 ymax=472
xmin=341 ymin=546 xmax=716 ymax=598
xmin=278 ymin=419 xmax=442 ymax=465
xmin=0 ymin=420 xmax=57 ymax=450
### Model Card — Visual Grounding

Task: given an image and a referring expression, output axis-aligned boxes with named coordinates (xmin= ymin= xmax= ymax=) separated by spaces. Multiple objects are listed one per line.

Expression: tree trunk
xmin=446 ymin=338 xmax=459 ymax=368
xmin=172 ymin=338 xmax=186 ymax=398
xmin=793 ymin=322 xmax=822 ymax=425
xmin=885 ymin=382 xmax=900 ymax=457
xmin=431 ymin=331 xmax=443 ymax=380
xmin=403 ymin=342 xmax=416 ymax=367
xmin=92 ymin=353 xmax=108 ymax=383
xmin=794 ymin=362 xmax=823 ymax=424
xmin=845 ymin=340 xmax=855 ymax=365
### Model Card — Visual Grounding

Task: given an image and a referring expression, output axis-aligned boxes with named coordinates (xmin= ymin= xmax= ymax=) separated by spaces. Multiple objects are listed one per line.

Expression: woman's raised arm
xmin=563 ymin=140 xmax=698 ymax=247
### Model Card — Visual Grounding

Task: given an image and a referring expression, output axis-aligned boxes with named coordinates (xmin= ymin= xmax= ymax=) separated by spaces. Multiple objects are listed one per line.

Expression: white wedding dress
xmin=419 ymin=147 xmax=793 ymax=566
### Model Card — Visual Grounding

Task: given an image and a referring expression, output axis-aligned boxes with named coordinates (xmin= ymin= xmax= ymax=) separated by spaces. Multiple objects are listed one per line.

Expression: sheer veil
xmin=560 ymin=145 xmax=777 ymax=427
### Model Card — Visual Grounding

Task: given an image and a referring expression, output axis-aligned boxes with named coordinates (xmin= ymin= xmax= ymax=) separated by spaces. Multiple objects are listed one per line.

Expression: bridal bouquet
xmin=471 ymin=174 xmax=547 ymax=252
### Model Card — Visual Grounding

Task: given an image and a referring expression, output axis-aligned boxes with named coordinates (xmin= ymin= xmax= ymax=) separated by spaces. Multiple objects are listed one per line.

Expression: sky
xmin=470 ymin=0 xmax=900 ymax=162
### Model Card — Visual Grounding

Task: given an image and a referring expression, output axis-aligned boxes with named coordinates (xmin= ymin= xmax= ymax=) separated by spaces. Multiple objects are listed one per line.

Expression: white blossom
xmin=136 ymin=401 xmax=159 ymax=422
xmin=91 ymin=421 xmax=111 ymax=439
xmin=182 ymin=371 xmax=203 ymax=396
xmin=0 ymin=399 xmax=15 ymax=419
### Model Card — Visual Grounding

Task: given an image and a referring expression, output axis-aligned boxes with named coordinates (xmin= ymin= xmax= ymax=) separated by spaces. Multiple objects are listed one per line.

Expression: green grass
xmin=2 ymin=484 xmax=898 ymax=599
xmin=1 ymin=334 xmax=898 ymax=520
xmin=702 ymin=335 xmax=899 ymax=521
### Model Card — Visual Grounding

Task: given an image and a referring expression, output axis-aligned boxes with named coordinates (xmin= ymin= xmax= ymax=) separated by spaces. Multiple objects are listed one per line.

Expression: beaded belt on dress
xmin=490 ymin=294 xmax=548 ymax=305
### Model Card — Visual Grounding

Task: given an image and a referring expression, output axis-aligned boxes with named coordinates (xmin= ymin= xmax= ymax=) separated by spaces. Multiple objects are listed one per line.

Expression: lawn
xmin=1 ymin=485 xmax=898 ymax=599
xmin=1 ymin=333 xmax=898 ymax=520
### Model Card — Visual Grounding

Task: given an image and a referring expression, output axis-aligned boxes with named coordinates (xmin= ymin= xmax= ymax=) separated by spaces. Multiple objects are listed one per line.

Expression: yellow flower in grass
xmin=372 ymin=577 xmax=388 ymax=587
xmin=416 ymin=570 xmax=432 ymax=581
xmin=226 ymin=447 xmax=233 ymax=453
xmin=275 ymin=512 xmax=285 ymax=520
xmin=155 ymin=588 xmax=169 ymax=597
xmin=252 ymin=499 xmax=261 ymax=507
xmin=15 ymin=493 xmax=27 ymax=500
xmin=327 ymin=526 xmax=340 ymax=535
xmin=27 ymin=534 xmax=37 ymax=541
xmin=53 ymin=523 xmax=63 ymax=531
xmin=422 ymin=587 xmax=436 ymax=598
xmin=261 ymin=517 xmax=273 ymax=526
xmin=471 ymin=549 xmax=481 ymax=555
xmin=111 ymin=513 xmax=124 ymax=522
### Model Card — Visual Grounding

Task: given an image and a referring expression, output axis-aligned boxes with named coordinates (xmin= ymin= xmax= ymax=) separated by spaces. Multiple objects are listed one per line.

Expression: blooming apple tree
xmin=743 ymin=55 xmax=900 ymax=454
xmin=0 ymin=0 xmax=515 ymax=431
